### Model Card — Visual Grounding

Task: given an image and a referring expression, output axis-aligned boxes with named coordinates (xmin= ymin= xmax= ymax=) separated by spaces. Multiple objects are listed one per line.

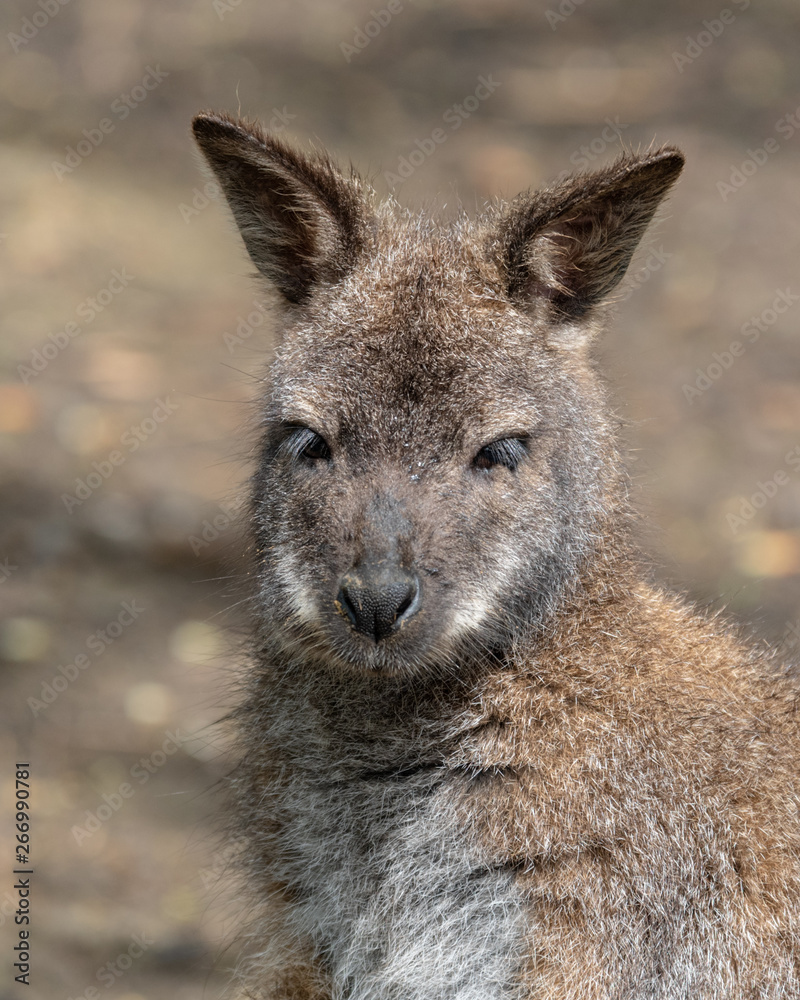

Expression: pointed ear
xmin=192 ymin=113 xmax=369 ymax=304
xmin=492 ymin=147 xmax=684 ymax=322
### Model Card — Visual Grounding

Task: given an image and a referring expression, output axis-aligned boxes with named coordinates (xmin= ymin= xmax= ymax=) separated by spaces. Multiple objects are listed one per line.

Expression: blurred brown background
xmin=1 ymin=0 xmax=799 ymax=997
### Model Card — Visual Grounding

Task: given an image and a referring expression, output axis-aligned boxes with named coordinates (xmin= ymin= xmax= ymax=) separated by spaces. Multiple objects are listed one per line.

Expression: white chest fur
xmin=270 ymin=767 xmax=526 ymax=1000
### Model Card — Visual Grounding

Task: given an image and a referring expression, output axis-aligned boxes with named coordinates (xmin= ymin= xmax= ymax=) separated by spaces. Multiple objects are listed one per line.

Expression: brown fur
xmin=192 ymin=112 xmax=800 ymax=999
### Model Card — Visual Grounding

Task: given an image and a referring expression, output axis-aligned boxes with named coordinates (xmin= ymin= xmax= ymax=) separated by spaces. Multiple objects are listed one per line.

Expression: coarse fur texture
xmin=192 ymin=112 xmax=800 ymax=999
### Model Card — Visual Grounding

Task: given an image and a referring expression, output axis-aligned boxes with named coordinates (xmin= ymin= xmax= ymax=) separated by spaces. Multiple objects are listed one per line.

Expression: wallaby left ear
xmin=493 ymin=147 xmax=684 ymax=321
xmin=192 ymin=112 xmax=370 ymax=304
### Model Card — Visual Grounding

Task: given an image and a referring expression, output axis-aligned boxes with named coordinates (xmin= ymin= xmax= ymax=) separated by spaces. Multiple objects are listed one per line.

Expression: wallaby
xmin=192 ymin=112 xmax=800 ymax=1000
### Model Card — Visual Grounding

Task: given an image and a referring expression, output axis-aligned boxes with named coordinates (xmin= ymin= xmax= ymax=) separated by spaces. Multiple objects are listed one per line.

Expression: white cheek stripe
xmin=445 ymin=546 xmax=527 ymax=642
xmin=274 ymin=549 xmax=319 ymax=624
xmin=447 ymin=596 xmax=492 ymax=640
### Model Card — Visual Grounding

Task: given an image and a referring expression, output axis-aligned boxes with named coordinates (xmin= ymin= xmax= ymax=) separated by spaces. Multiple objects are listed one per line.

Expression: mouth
xmin=326 ymin=612 xmax=429 ymax=676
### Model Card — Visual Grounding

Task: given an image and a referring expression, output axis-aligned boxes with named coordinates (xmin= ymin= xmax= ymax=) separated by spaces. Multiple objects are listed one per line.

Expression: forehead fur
xmin=268 ymin=206 xmax=588 ymax=436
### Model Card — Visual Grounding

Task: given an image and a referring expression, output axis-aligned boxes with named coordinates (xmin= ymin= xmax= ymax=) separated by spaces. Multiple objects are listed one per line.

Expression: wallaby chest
xmin=270 ymin=738 xmax=526 ymax=1000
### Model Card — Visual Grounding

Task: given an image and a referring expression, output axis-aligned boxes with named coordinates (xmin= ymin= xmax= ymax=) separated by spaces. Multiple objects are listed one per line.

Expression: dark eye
xmin=473 ymin=437 xmax=528 ymax=472
xmin=282 ymin=426 xmax=331 ymax=463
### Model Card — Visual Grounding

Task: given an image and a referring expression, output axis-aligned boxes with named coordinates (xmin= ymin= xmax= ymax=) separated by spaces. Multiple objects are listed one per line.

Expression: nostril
xmin=394 ymin=577 xmax=419 ymax=623
xmin=337 ymin=584 xmax=360 ymax=629
xmin=337 ymin=570 xmax=421 ymax=642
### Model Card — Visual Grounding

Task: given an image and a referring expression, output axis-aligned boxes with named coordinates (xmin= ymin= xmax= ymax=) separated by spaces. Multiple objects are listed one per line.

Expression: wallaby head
xmin=192 ymin=113 xmax=683 ymax=678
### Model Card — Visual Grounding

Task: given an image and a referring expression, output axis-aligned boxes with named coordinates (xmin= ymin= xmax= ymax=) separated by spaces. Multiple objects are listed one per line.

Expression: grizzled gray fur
xmin=193 ymin=112 xmax=800 ymax=1000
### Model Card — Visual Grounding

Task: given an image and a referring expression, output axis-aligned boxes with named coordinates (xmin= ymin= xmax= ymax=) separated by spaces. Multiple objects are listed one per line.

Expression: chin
xmin=324 ymin=628 xmax=434 ymax=679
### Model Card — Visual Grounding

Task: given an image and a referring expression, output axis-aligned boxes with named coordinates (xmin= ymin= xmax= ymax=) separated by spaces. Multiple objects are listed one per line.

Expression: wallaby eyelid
xmin=472 ymin=436 xmax=530 ymax=473
xmin=278 ymin=425 xmax=332 ymax=462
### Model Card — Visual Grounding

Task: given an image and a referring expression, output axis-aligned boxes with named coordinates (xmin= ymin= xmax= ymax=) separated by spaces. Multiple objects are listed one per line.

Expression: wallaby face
xmin=192 ymin=114 xmax=800 ymax=1000
xmin=250 ymin=272 xmax=618 ymax=676
xmin=193 ymin=113 xmax=681 ymax=676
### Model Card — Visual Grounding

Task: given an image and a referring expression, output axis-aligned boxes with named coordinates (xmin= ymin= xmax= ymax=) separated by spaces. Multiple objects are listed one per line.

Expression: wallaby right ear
xmin=192 ymin=113 xmax=369 ymax=304
xmin=492 ymin=147 xmax=684 ymax=323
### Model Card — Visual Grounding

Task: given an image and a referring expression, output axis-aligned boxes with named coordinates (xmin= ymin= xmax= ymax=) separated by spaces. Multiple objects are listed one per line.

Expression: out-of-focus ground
xmin=1 ymin=0 xmax=799 ymax=997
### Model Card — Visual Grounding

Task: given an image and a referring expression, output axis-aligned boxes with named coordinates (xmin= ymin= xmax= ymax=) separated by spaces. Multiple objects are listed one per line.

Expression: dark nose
xmin=337 ymin=566 xmax=421 ymax=642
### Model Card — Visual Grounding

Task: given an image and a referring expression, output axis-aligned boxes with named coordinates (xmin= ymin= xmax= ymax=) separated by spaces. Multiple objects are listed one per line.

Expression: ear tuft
xmin=192 ymin=112 xmax=370 ymax=303
xmin=493 ymin=147 xmax=685 ymax=320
